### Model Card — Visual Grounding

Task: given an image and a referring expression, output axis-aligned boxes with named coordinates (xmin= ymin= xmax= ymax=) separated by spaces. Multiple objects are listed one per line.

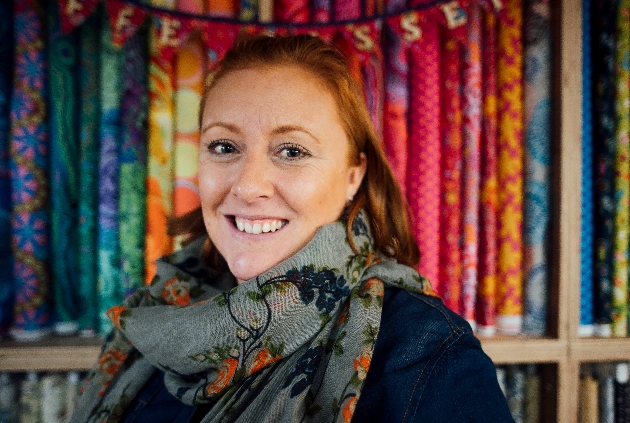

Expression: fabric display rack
xmin=0 ymin=0 xmax=629 ymax=421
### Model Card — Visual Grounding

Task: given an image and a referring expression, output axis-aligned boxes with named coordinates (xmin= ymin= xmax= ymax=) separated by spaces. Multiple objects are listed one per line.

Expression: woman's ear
xmin=347 ymin=152 xmax=367 ymax=199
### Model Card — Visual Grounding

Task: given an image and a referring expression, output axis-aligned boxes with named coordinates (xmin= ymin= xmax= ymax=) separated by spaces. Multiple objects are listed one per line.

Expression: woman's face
xmin=199 ymin=65 xmax=366 ymax=283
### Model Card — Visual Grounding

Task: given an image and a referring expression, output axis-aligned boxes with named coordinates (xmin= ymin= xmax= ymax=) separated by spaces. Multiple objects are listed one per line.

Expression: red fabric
xmin=439 ymin=31 xmax=463 ymax=313
xmin=274 ymin=0 xmax=309 ymax=23
xmin=58 ymin=0 xmax=100 ymax=34
xmin=107 ymin=0 xmax=147 ymax=47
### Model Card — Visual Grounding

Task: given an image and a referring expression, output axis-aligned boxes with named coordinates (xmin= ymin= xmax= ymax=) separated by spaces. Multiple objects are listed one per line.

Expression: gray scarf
xmin=71 ymin=211 xmax=435 ymax=423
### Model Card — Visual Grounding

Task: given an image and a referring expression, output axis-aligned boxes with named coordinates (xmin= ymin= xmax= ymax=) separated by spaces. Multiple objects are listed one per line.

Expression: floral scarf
xmin=71 ymin=211 xmax=436 ymax=423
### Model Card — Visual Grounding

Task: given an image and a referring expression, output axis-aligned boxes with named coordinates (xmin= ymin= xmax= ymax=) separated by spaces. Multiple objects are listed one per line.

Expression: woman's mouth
xmin=233 ymin=216 xmax=287 ymax=234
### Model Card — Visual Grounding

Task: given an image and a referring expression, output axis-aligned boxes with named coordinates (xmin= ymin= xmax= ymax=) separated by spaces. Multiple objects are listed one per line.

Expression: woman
xmin=72 ymin=35 xmax=513 ymax=423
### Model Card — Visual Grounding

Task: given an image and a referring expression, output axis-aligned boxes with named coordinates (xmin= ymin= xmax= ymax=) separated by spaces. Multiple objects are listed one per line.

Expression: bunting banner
xmin=106 ymin=0 xmax=148 ymax=47
xmin=58 ymin=0 xmax=101 ymax=33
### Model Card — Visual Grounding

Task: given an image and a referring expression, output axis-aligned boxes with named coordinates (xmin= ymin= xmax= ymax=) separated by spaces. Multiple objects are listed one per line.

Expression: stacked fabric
xmin=0 ymin=0 xmax=553 ymax=338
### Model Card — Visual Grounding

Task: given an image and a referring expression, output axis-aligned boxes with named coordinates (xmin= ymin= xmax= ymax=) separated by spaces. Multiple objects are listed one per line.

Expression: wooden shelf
xmin=0 ymin=337 xmax=102 ymax=372
xmin=570 ymin=338 xmax=630 ymax=362
xmin=480 ymin=337 xmax=566 ymax=364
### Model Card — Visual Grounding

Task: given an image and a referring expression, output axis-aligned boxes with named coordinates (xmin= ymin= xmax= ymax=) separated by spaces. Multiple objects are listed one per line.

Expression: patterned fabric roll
xmin=145 ymin=13 xmax=175 ymax=284
xmin=477 ymin=9 xmax=499 ymax=336
xmin=20 ymin=372 xmax=41 ymax=423
xmin=522 ymin=0 xmax=551 ymax=336
xmin=77 ymin=9 xmax=100 ymax=335
xmin=98 ymin=14 xmax=123 ymax=335
xmin=174 ymin=34 xmax=203 ymax=222
xmin=461 ymin=5 xmax=482 ymax=328
xmin=361 ymin=27 xmax=384 ymax=140
xmin=439 ymin=31 xmax=463 ymax=315
xmin=65 ymin=372 xmax=81 ymax=421
xmin=579 ymin=0 xmax=595 ymax=337
xmin=41 ymin=374 xmax=65 ymax=423
xmin=0 ymin=373 xmax=18 ymax=423
xmin=506 ymin=365 xmax=525 ymax=423
xmin=47 ymin=0 xmax=81 ymax=336
xmin=274 ymin=0 xmax=309 ymax=22
xmin=119 ymin=28 xmax=148 ymax=298
xmin=0 ymin=0 xmax=13 ymax=337
xmin=496 ymin=366 xmax=507 ymax=396
xmin=497 ymin=0 xmax=524 ymax=335
xmin=592 ymin=0 xmax=616 ymax=337
xmin=206 ymin=0 xmax=237 ymax=16
xmin=408 ymin=18 xmax=441 ymax=286
xmin=383 ymin=22 xmax=409 ymax=198
xmin=580 ymin=371 xmax=599 ymax=423
xmin=10 ymin=0 xmax=52 ymax=340
xmin=612 ymin=0 xmax=630 ymax=337
xmin=178 ymin=0 xmax=203 ymax=12
xmin=524 ymin=364 xmax=540 ymax=423
xmin=614 ymin=363 xmax=630 ymax=423
xmin=597 ymin=363 xmax=616 ymax=423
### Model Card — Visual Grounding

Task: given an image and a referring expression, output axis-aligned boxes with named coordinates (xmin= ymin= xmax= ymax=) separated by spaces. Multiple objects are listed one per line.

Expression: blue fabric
xmin=0 ymin=0 xmax=14 ymax=336
xmin=120 ymin=288 xmax=514 ymax=423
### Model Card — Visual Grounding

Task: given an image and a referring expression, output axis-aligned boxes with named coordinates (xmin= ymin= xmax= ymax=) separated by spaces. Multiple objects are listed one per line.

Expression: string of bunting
xmin=57 ymin=0 xmax=506 ymax=62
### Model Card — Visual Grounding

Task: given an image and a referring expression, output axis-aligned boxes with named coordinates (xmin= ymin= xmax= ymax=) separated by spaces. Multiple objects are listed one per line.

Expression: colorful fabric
xmin=20 ymin=373 xmax=41 ymax=423
xmin=408 ymin=17 xmax=441 ymax=287
xmin=522 ymin=0 xmax=551 ymax=336
xmin=77 ymin=10 xmax=101 ymax=335
xmin=71 ymin=211 xmax=436 ymax=423
xmin=174 ymin=34 xmax=203 ymax=222
xmin=579 ymin=0 xmax=595 ymax=336
xmin=206 ymin=0 xmax=237 ymax=16
xmin=461 ymin=5 xmax=482 ymax=327
xmin=0 ymin=0 xmax=14 ymax=337
xmin=145 ymin=17 xmax=175 ymax=285
xmin=98 ymin=13 xmax=123 ymax=335
xmin=334 ymin=0 xmax=360 ymax=20
xmin=476 ymin=9 xmax=499 ymax=336
xmin=10 ymin=0 xmax=52 ymax=339
xmin=439 ymin=31 xmax=463 ymax=315
xmin=358 ymin=24 xmax=384 ymax=141
xmin=41 ymin=374 xmax=65 ymax=423
xmin=496 ymin=0 xmax=524 ymax=335
xmin=523 ymin=365 xmax=540 ymax=422
xmin=506 ymin=366 xmax=525 ymax=423
xmin=383 ymin=18 xmax=410 ymax=198
xmin=119 ymin=27 xmax=149 ymax=299
xmin=312 ymin=0 xmax=331 ymax=22
xmin=239 ymin=0 xmax=258 ymax=21
xmin=47 ymin=0 xmax=81 ymax=335
xmin=612 ymin=0 xmax=630 ymax=337
xmin=592 ymin=0 xmax=616 ymax=337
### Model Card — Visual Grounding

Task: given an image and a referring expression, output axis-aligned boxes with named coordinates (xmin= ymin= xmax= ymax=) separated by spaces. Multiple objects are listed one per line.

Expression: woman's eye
xmin=278 ymin=144 xmax=309 ymax=160
xmin=208 ymin=141 xmax=236 ymax=155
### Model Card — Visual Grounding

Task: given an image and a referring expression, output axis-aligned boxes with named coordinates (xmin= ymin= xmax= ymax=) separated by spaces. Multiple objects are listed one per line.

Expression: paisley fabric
xmin=592 ymin=0 xmax=616 ymax=337
xmin=0 ymin=0 xmax=13 ymax=336
xmin=98 ymin=13 xmax=124 ymax=335
xmin=10 ymin=0 xmax=53 ymax=339
xmin=522 ymin=0 xmax=551 ymax=336
xmin=612 ymin=0 xmax=630 ymax=337
xmin=145 ymin=12 xmax=175 ymax=285
xmin=580 ymin=0 xmax=595 ymax=336
xmin=461 ymin=5 xmax=482 ymax=328
xmin=77 ymin=11 xmax=101 ymax=334
xmin=439 ymin=31 xmax=462 ymax=315
xmin=119 ymin=27 xmax=149 ymax=298
xmin=496 ymin=0 xmax=524 ymax=335
xmin=47 ymin=0 xmax=81 ymax=335
xmin=477 ymin=9 xmax=499 ymax=336
xmin=407 ymin=17 xmax=441 ymax=287
xmin=71 ymin=211 xmax=436 ymax=423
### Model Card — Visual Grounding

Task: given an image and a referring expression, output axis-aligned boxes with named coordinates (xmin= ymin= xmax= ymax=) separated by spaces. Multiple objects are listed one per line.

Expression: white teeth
xmin=234 ymin=217 xmax=285 ymax=235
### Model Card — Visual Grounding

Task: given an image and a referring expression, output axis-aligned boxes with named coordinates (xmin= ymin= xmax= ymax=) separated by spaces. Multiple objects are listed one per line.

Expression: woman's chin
xmin=228 ymin=255 xmax=285 ymax=284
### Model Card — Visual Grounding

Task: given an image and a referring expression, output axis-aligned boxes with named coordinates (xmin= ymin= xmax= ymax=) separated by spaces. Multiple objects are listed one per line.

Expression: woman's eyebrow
xmin=271 ymin=125 xmax=321 ymax=144
xmin=201 ymin=122 xmax=241 ymax=135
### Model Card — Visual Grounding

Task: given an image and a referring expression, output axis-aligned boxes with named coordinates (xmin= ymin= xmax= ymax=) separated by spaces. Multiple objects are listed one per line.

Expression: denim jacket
xmin=119 ymin=288 xmax=514 ymax=423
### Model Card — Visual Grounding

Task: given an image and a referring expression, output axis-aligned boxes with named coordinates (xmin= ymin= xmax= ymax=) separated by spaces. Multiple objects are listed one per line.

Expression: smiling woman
xmin=71 ymin=35 xmax=514 ymax=423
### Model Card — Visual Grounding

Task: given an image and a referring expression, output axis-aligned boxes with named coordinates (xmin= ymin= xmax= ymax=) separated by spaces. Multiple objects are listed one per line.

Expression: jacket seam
xmin=407 ymin=291 xmax=467 ymax=335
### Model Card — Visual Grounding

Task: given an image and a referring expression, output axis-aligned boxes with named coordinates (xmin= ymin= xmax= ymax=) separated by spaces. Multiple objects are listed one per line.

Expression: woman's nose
xmin=230 ymin=155 xmax=274 ymax=203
